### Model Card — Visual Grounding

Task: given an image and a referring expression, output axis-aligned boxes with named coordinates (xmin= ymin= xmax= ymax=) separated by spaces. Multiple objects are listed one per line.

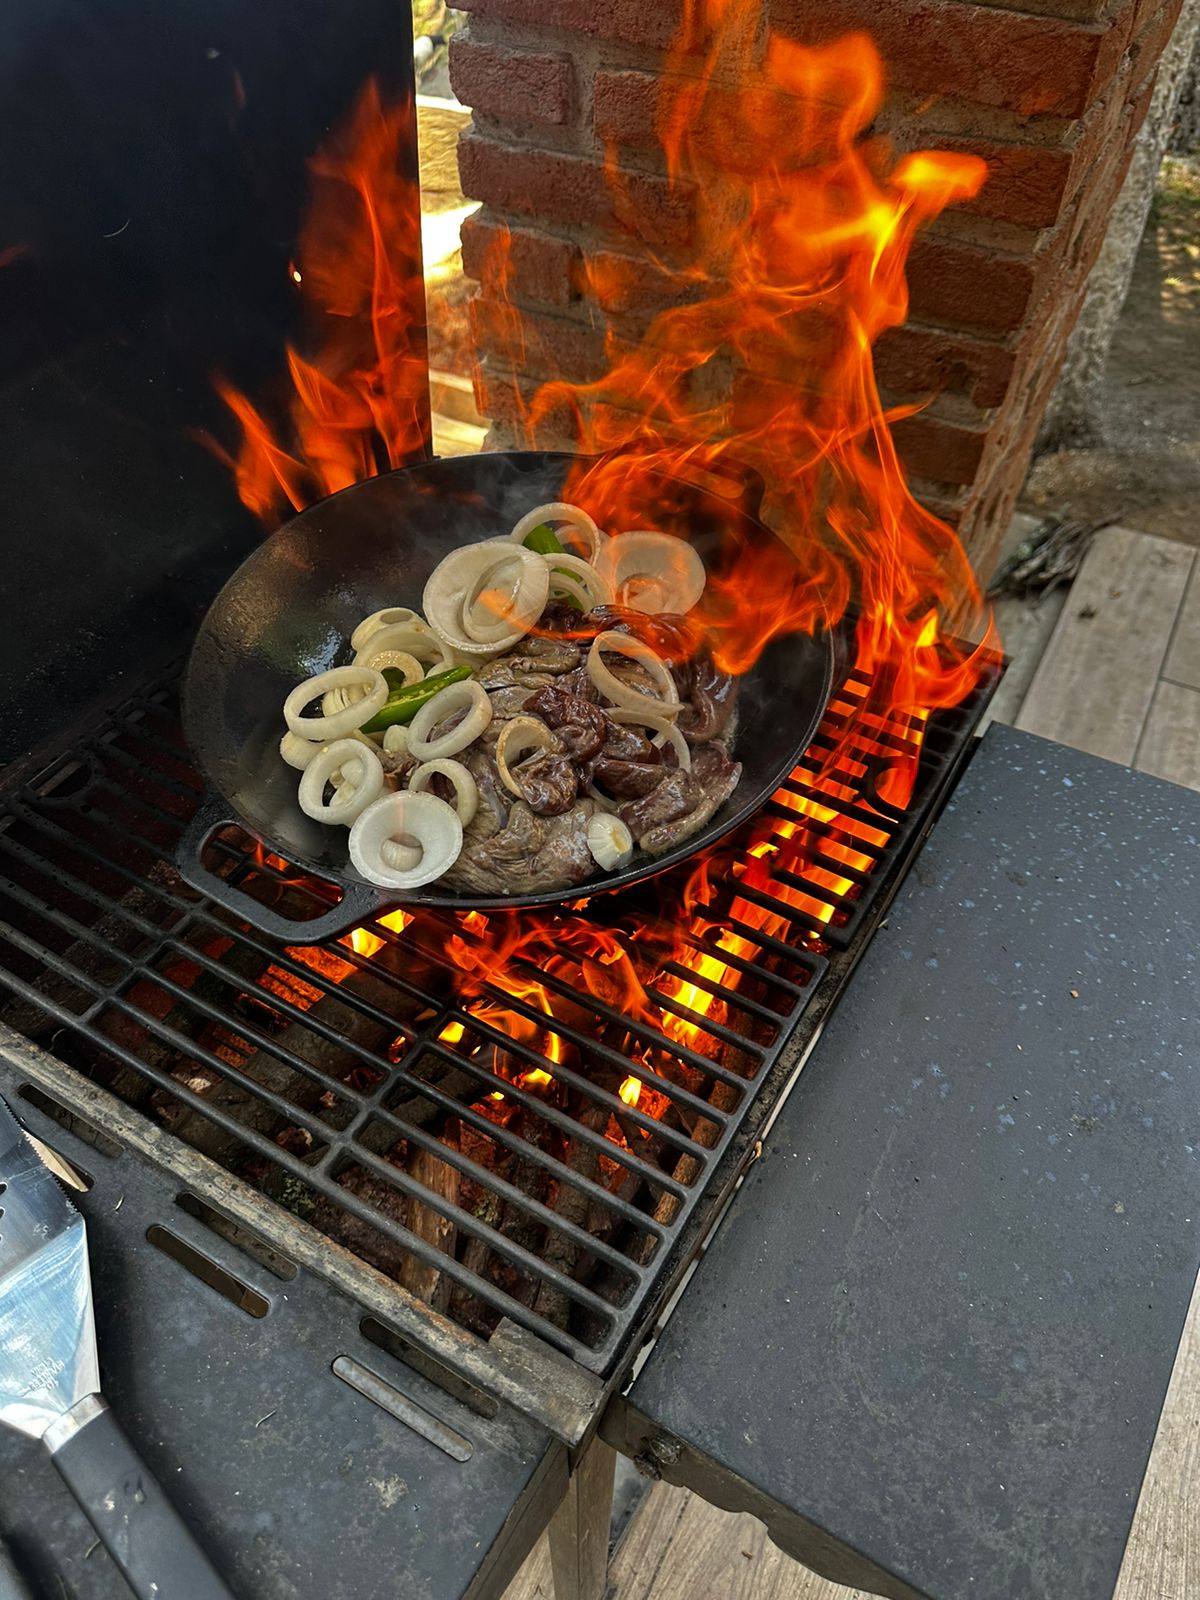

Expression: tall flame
xmin=220 ymin=9 xmax=1002 ymax=1112
xmin=212 ymin=80 xmax=428 ymax=522
xmin=481 ymin=3 xmax=996 ymax=799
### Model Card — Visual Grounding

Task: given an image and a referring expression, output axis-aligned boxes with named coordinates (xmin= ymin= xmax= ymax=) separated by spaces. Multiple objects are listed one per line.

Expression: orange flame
xmin=212 ymin=79 xmax=428 ymax=522
xmin=216 ymin=11 xmax=1003 ymax=1135
xmin=479 ymin=5 xmax=996 ymax=807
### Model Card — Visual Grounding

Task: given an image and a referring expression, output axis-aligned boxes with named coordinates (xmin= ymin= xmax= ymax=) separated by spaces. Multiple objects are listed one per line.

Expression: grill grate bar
xmin=0 ymin=928 xmax=623 ymax=1351
xmin=0 ymin=652 xmax=1001 ymax=1381
xmin=0 ymin=862 xmax=655 ymax=1278
xmin=511 ymin=962 xmax=760 ymax=1084
xmin=442 ymin=1002 xmax=715 ymax=1157
xmin=422 ymin=1036 xmax=690 ymax=1202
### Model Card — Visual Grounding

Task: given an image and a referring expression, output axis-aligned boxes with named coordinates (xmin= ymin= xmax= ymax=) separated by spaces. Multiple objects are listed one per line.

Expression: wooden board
xmin=1016 ymin=526 xmax=1194 ymax=764
xmin=1163 ymin=561 xmax=1200 ymax=691
xmin=1135 ymin=679 xmax=1200 ymax=790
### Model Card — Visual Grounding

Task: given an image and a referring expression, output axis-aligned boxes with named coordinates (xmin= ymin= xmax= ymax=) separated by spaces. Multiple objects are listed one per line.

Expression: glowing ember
xmin=619 ymin=1076 xmax=642 ymax=1108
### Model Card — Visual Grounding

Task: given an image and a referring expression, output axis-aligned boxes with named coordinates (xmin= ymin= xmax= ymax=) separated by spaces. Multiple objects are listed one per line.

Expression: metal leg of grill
xmin=547 ymin=1439 xmax=616 ymax=1600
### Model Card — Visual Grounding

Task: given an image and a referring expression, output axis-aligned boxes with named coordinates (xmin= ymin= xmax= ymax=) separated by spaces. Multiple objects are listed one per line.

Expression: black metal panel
xmin=617 ymin=726 xmax=1200 ymax=1600
xmin=0 ymin=1064 xmax=560 ymax=1600
xmin=0 ymin=0 xmax=423 ymax=767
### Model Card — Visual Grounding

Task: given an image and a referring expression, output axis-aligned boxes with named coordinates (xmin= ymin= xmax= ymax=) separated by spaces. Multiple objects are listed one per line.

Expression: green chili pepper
xmin=521 ymin=524 xmax=564 ymax=555
xmin=523 ymin=523 xmax=586 ymax=611
xmin=362 ymin=665 xmax=473 ymax=734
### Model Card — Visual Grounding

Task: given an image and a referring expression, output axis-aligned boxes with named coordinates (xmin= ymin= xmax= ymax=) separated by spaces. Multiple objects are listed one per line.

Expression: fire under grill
xmin=0 ymin=649 xmax=998 ymax=1399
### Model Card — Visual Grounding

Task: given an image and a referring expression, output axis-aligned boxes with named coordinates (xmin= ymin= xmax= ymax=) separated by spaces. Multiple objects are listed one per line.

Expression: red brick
xmin=595 ymin=63 xmax=1086 ymax=232
xmin=593 ymin=70 xmax=659 ymax=148
xmin=1127 ymin=0 xmax=1186 ymax=82
xmin=936 ymin=138 xmax=1077 ymax=230
xmin=585 ymin=245 xmax=707 ymax=316
xmin=888 ymin=415 xmax=992 ymax=484
xmin=460 ymin=214 xmax=581 ymax=307
xmin=906 ymin=239 xmax=1038 ymax=333
xmin=770 ymin=0 xmax=1135 ymax=119
xmin=458 ymin=134 xmax=694 ymax=251
xmin=873 ymin=323 xmax=1018 ymax=410
xmin=453 ymin=0 xmax=684 ymax=51
xmin=470 ymin=299 xmax=613 ymax=384
xmin=449 ymin=38 xmax=574 ymax=127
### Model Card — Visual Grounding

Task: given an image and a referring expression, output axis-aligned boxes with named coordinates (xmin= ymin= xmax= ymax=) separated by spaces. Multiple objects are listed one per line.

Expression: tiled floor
xmin=502 ymin=521 xmax=1200 ymax=1600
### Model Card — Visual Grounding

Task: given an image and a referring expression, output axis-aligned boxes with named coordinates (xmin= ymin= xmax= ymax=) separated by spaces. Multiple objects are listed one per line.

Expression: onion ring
xmin=608 ymin=709 xmax=692 ymax=771
xmin=543 ymin=552 xmax=614 ymax=611
xmin=297 ymin=739 xmax=384 ymax=826
xmin=408 ymin=759 xmax=479 ymax=826
xmin=461 ymin=545 xmax=548 ymax=645
xmin=509 ymin=502 xmax=603 ymax=562
xmin=424 ymin=542 xmax=549 ymax=655
xmin=495 ymin=717 xmax=559 ymax=797
xmin=595 ymin=530 xmax=706 ymax=615
xmin=355 ymin=623 xmax=452 ymax=673
xmin=350 ymin=608 xmax=424 ymax=652
xmin=349 ymin=792 xmax=463 ymax=889
xmin=285 ymin=667 xmax=387 ymax=741
xmin=587 ymin=632 xmax=680 ymax=721
xmin=281 ymin=729 xmax=378 ymax=770
xmin=407 ymin=679 xmax=493 ymax=760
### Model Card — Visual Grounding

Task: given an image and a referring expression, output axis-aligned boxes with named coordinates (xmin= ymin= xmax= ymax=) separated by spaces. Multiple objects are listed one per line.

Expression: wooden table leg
xmin=547 ymin=1438 xmax=617 ymax=1600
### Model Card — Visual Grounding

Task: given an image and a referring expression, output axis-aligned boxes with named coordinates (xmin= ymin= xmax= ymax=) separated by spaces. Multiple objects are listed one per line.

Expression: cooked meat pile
xmin=388 ymin=605 xmax=741 ymax=896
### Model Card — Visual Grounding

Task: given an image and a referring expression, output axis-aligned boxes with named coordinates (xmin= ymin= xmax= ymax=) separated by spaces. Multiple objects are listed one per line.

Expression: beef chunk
xmin=522 ymin=686 xmax=608 ymax=760
xmin=510 ymin=750 xmax=579 ymax=816
xmin=618 ymin=771 xmax=696 ymax=841
xmin=443 ymin=799 xmax=598 ymax=895
xmin=591 ymin=756 xmax=664 ymax=799
xmin=639 ymin=743 xmax=742 ymax=855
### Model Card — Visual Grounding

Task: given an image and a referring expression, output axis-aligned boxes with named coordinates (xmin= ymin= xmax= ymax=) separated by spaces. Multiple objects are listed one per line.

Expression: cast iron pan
xmin=179 ymin=450 xmax=835 ymax=941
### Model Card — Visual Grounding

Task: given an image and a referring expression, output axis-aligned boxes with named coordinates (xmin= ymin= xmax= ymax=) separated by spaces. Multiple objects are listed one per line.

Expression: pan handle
xmin=175 ymin=794 xmax=382 ymax=944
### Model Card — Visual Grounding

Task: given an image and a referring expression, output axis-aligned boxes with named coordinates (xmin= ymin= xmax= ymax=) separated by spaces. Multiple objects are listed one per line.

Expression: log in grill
xmin=0 ymin=643 xmax=999 ymax=1442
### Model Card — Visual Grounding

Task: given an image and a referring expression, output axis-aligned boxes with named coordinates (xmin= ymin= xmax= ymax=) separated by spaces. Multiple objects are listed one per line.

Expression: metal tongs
xmin=0 ymin=1097 xmax=235 ymax=1599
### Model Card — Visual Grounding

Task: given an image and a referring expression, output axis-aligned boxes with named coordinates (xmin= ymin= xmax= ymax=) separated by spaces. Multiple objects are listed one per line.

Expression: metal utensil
xmin=0 ymin=1099 xmax=235 ymax=1600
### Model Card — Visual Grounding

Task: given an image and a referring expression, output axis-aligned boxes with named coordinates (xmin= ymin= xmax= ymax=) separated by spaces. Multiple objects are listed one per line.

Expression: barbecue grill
xmin=11 ymin=6 xmax=1188 ymax=1600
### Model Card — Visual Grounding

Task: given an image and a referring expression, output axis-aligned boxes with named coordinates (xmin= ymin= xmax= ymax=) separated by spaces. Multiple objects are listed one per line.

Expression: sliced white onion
xmin=382 ymin=838 xmax=422 ymax=872
xmin=595 ymin=530 xmax=706 ymax=615
xmin=510 ymin=502 xmax=603 ymax=562
xmin=355 ymin=622 xmax=452 ymax=673
xmin=284 ymin=666 xmax=388 ymax=741
xmin=382 ymin=723 xmax=410 ymax=756
xmin=424 ymin=541 xmax=549 ymax=655
xmin=495 ymin=717 xmax=559 ymax=797
xmin=543 ymin=552 xmax=614 ymax=611
xmin=349 ymin=792 xmax=463 ymax=889
xmin=587 ymin=813 xmax=634 ymax=872
xmin=281 ymin=729 xmax=378 ymax=770
xmin=408 ymin=759 xmax=479 ymax=827
xmin=608 ymin=709 xmax=693 ymax=772
xmin=297 ymin=739 xmax=385 ymax=826
xmin=280 ymin=731 xmax=323 ymax=770
xmin=407 ymin=679 xmax=492 ymax=760
xmin=461 ymin=545 xmax=548 ymax=645
xmin=587 ymin=631 xmax=680 ymax=721
xmin=350 ymin=607 xmax=424 ymax=652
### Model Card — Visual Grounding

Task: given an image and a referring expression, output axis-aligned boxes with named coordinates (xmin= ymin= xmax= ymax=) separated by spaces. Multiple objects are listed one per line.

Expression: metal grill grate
xmin=0 ymin=658 xmax=997 ymax=1375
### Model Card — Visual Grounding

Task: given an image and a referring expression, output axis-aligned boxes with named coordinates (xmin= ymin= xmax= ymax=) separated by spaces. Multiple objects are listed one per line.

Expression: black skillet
xmin=178 ymin=450 xmax=835 ymax=942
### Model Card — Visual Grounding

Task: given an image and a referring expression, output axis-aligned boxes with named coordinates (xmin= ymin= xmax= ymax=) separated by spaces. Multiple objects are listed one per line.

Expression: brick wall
xmin=449 ymin=0 xmax=1182 ymax=577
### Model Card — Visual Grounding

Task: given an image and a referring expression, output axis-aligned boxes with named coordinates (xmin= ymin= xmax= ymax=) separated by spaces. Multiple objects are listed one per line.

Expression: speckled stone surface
xmin=629 ymin=725 xmax=1200 ymax=1600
